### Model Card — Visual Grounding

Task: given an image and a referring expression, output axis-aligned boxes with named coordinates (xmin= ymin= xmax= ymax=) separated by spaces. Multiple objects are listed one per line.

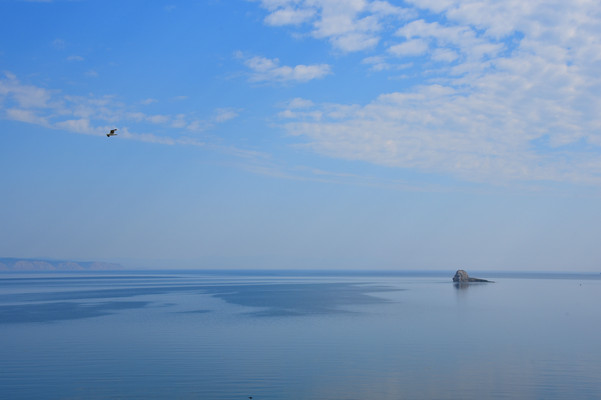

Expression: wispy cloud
xmin=5 ymin=108 xmax=50 ymax=127
xmin=237 ymin=52 xmax=331 ymax=83
xmin=213 ymin=108 xmax=239 ymax=123
xmin=0 ymin=72 xmax=54 ymax=109
xmin=140 ymin=98 xmax=158 ymax=105
xmin=254 ymin=0 xmax=413 ymax=52
xmin=51 ymin=38 xmax=65 ymax=49
xmin=388 ymin=38 xmax=429 ymax=57
xmin=279 ymin=81 xmax=601 ymax=185
xmin=264 ymin=6 xmax=315 ymax=26
xmin=0 ymin=73 xmax=239 ymax=145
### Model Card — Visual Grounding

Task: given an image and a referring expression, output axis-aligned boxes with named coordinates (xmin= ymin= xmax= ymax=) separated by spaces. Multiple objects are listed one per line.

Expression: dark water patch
xmin=0 ymin=274 xmax=176 ymax=282
xmin=0 ymin=284 xmax=210 ymax=303
xmin=0 ymin=300 xmax=149 ymax=324
xmin=177 ymin=309 xmax=211 ymax=314
xmin=202 ymin=283 xmax=399 ymax=316
xmin=251 ymin=309 xmax=310 ymax=317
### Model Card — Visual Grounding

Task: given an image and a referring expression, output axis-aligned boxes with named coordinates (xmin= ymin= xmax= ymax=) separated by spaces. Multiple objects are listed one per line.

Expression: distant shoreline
xmin=0 ymin=258 xmax=124 ymax=272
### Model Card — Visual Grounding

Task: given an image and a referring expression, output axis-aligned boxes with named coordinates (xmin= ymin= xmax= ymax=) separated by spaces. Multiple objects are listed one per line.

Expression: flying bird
xmin=106 ymin=129 xmax=118 ymax=137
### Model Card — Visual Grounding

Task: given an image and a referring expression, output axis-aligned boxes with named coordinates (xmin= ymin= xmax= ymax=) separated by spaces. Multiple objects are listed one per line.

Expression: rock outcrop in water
xmin=452 ymin=269 xmax=492 ymax=283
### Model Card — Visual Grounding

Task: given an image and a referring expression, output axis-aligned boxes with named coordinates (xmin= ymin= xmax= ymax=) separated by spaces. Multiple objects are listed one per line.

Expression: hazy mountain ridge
xmin=0 ymin=258 xmax=124 ymax=271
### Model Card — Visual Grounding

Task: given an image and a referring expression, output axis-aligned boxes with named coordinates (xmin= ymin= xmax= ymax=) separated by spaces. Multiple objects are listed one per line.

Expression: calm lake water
xmin=1 ymin=270 xmax=600 ymax=399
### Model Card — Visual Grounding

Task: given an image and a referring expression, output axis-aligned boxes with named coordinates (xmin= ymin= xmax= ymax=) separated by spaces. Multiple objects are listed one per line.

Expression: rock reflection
xmin=453 ymin=282 xmax=470 ymax=290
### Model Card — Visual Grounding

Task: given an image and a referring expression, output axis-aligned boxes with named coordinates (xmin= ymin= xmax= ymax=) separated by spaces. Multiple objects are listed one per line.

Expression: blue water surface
xmin=1 ymin=270 xmax=600 ymax=399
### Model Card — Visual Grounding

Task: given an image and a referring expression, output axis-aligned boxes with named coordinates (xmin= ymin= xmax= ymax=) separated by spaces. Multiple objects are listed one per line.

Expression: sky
xmin=1 ymin=0 xmax=600 ymax=271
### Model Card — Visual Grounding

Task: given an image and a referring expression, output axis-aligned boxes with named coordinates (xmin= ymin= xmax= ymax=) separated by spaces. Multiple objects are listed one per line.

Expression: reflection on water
xmin=1 ymin=272 xmax=600 ymax=400
xmin=453 ymin=281 xmax=493 ymax=290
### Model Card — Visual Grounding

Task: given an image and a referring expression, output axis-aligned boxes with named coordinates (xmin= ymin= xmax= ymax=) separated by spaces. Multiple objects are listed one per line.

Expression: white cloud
xmin=0 ymin=73 xmax=52 ymax=109
xmin=242 ymin=55 xmax=331 ymax=83
xmin=5 ymin=108 xmax=50 ymax=126
xmin=279 ymin=68 xmax=601 ymax=184
xmin=52 ymin=38 xmax=65 ymax=49
xmin=330 ymin=32 xmax=380 ymax=52
xmin=361 ymin=56 xmax=389 ymax=71
xmin=147 ymin=114 xmax=170 ymax=124
xmin=254 ymin=0 xmax=411 ymax=52
xmin=213 ymin=108 xmax=239 ymax=123
xmin=171 ymin=114 xmax=187 ymax=129
xmin=118 ymin=127 xmax=180 ymax=145
xmin=431 ymin=48 xmax=459 ymax=63
xmin=394 ymin=19 xmax=505 ymax=70
xmin=0 ymin=73 xmax=237 ymax=145
xmin=361 ymin=56 xmax=413 ymax=72
xmin=264 ymin=6 xmax=315 ymax=26
xmin=287 ymin=97 xmax=315 ymax=109
xmin=55 ymin=118 xmax=98 ymax=135
xmin=277 ymin=97 xmax=320 ymax=118
xmin=252 ymin=0 xmax=601 ymax=186
xmin=140 ymin=98 xmax=158 ymax=105
xmin=186 ymin=119 xmax=209 ymax=132
xmin=388 ymin=38 xmax=429 ymax=56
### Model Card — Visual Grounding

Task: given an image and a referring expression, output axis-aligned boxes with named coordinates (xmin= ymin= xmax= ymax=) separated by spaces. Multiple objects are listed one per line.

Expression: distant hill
xmin=0 ymin=258 xmax=124 ymax=272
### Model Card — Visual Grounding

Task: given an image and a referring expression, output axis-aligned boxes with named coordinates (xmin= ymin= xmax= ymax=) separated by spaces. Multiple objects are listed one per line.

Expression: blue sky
xmin=1 ymin=0 xmax=601 ymax=271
